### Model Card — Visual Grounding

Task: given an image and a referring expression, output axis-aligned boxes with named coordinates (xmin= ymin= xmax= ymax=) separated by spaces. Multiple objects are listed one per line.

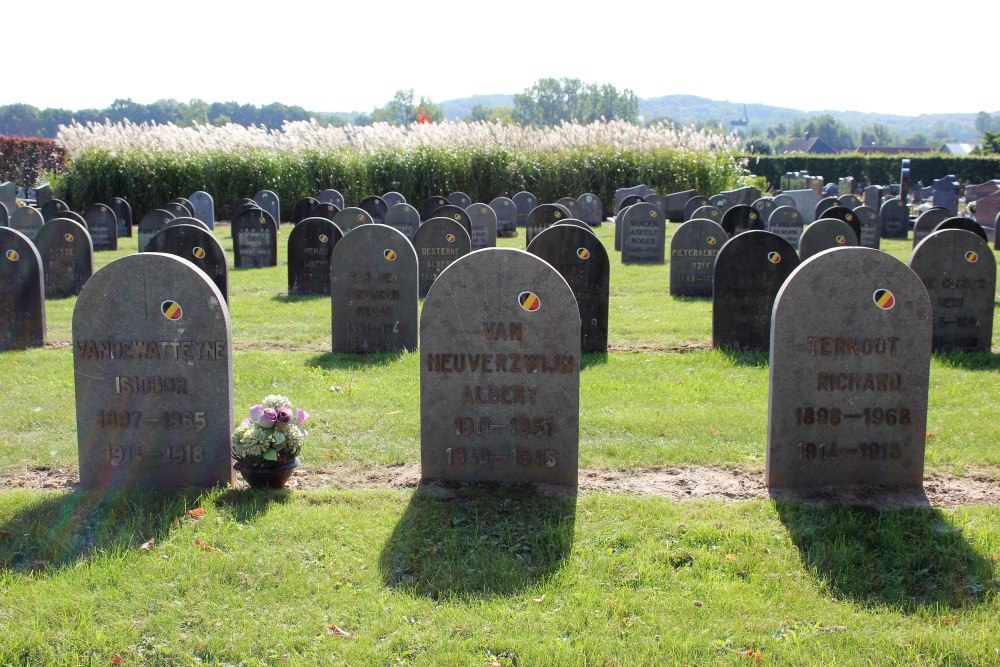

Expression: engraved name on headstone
xmin=232 ymin=209 xmax=278 ymax=268
xmin=413 ymin=218 xmax=471 ymax=297
xmin=669 ymin=219 xmax=727 ymax=297
xmin=84 ymin=203 xmax=118 ymax=251
xmin=287 ymin=218 xmax=343 ymax=295
xmin=35 ymin=218 xmax=93 ymax=298
xmin=620 ymin=203 xmax=665 ymax=264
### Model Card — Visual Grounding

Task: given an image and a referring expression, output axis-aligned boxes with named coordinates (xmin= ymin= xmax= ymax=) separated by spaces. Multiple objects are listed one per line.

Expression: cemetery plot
xmin=333 ymin=207 xmax=374 ymax=235
xmin=84 ymin=204 xmax=119 ymax=251
xmin=879 ymin=198 xmax=909 ymax=239
xmin=10 ymin=207 xmax=44 ymax=242
xmin=577 ymin=193 xmax=603 ymax=226
xmin=107 ymin=197 xmax=133 ymax=237
xmin=489 ymin=197 xmax=518 ymax=235
xmin=189 ymin=191 xmax=215 ymax=229
xmin=766 ymin=206 xmax=804 ymax=250
xmin=138 ymin=209 xmax=176 ymax=251
xmin=852 ymin=205 xmax=881 ymax=249
xmin=467 ymin=203 xmax=498 ymax=250
xmin=253 ymin=190 xmax=281 ymax=225
xmin=383 ymin=203 xmax=421 ymax=240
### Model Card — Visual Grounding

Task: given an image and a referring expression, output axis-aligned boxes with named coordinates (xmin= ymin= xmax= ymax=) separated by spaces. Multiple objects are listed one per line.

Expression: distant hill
xmin=438 ymin=94 xmax=515 ymax=120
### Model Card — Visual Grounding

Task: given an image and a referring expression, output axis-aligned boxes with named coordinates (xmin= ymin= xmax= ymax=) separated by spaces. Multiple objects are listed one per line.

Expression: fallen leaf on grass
xmin=926 ymin=433 xmax=936 ymax=440
xmin=137 ymin=539 xmax=154 ymax=552
xmin=195 ymin=540 xmax=222 ymax=553
xmin=326 ymin=624 xmax=354 ymax=638
xmin=111 ymin=654 xmax=124 ymax=665
xmin=709 ymin=427 xmax=719 ymax=436
xmin=939 ymin=616 xmax=955 ymax=625
xmin=725 ymin=554 xmax=738 ymax=561
xmin=187 ymin=508 xmax=206 ymax=519
xmin=991 ymin=555 xmax=999 ymax=561
xmin=487 ymin=662 xmax=501 ymax=667
xmin=533 ymin=594 xmax=545 ymax=603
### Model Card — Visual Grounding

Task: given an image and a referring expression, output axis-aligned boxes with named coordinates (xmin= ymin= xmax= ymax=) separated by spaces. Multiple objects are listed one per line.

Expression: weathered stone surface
xmin=84 ymin=203 xmax=118 ymax=251
xmin=138 ymin=209 xmax=176 ymax=252
xmin=467 ymin=203 xmax=498 ymax=250
xmin=229 ymin=198 xmax=259 ymax=222
xmin=331 ymin=225 xmax=417 ymax=353
xmin=107 ymin=197 xmax=133 ymax=237
xmin=933 ymin=217 xmax=988 ymax=244
xmin=319 ymin=189 xmax=345 ymax=210
xmin=863 ymin=185 xmax=883 ymax=210
xmin=815 ymin=196 xmax=838 ymax=219
xmin=720 ymin=204 xmax=763 ymax=237
xmin=420 ymin=248 xmax=580 ymax=486
xmin=384 ymin=203 xmax=421 ymax=240
xmin=713 ymin=231 xmax=800 ymax=351
xmin=9 ymin=207 xmax=44 ymax=242
xmin=359 ymin=195 xmax=388 ymax=224
xmin=232 ymin=209 xmax=278 ymax=268
xmin=880 ymin=197 xmax=909 ymax=239
xmin=253 ymin=190 xmax=281 ymax=225
xmin=909 ymin=229 xmax=995 ymax=353
xmin=838 ymin=194 xmax=862 ymax=209
xmin=381 ymin=191 xmax=406 ymax=208
xmin=556 ymin=197 xmax=582 ymax=220
xmin=287 ymin=217 xmax=343 ymax=295
xmin=512 ymin=192 xmax=537 ymax=228
xmin=447 ymin=192 xmax=472 ymax=208
xmin=41 ymin=199 xmax=70 ymax=222
xmin=429 ymin=204 xmax=472 ymax=239
xmin=766 ymin=247 xmax=931 ymax=488
xmin=641 ymin=193 xmax=666 ymax=217
xmin=782 ymin=189 xmax=822 ymax=224
xmin=620 ymin=203 xmax=665 ymax=264
xmin=525 ymin=204 xmax=568 ymax=247
xmin=670 ymin=219 xmax=727 ymax=298
xmin=292 ymin=197 xmax=319 ymax=224
xmin=765 ymin=206 xmax=804 ymax=250
xmin=819 ymin=206 xmax=861 ymax=241
xmin=709 ymin=193 xmax=731 ymax=213
xmin=36 ymin=218 xmax=93 ymax=298
xmin=413 ymin=218 xmax=471 ymax=297
xmin=332 ymin=207 xmax=374 ymax=235
xmin=309 ymin=202 xmax=340 ymax=222
xmin=147 ymin=223 xmax=230 ymax=304
xmin=422 ymin=196 xmax=450 ymax=221
xmin=852 ymin=206 xmax=881 ymax=249
xmin=73 ymin=252 xmax=234 ymax=490
xmin=912 ymin=208 xmax=951 ymax=248
xmin=615 ymin=185 xmax=653 ymax=212
xmin=189 ymin=191 xmax=215 ymax=229
xmin=752 ymin=197 xmax=776 ymax=224
xmin=490 ymin=197 xmax=518 ymax=235
xmin=577 ymin=192 xmax=603 ymax=226
xmin=799 ymin=218 xmax=858 ymax=260
xmin=683 ymin=195 xmax=710 ymax=221
xmin=527 ymin=224 xmax=609 ymax=353
xmin=0 ymin=227 xmax=45 ymax=350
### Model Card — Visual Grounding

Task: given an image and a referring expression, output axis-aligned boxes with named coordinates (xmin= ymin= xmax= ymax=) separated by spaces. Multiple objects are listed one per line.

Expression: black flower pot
xmin=234 ymin=457 xmax=300 ymax=489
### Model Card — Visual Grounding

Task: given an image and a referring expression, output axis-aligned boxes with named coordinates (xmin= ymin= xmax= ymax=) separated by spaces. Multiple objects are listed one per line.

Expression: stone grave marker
xmin=912 ymin=207 xmax=951 ymax=248
xmin=333 ymin=207 xmax=374 ymax=235
xmin=683 ymin=195 xmax=711 ymax=220
xmin=852 ymin=205 xmax=881 ymax=249
xmin=766 ymin=247 xmax=931 ymax=488
xmin=783 ymin=189 xmax=822 ymax=224
xmin=720 ymin=204 xmax=763 ymax=237
xmin=799 ymin=218 xmax=858 ymax=260
xmin=713 ymin=231 xmax=800 ymax=351
xmin=669 ymin=218 xmax=727 ymax=298
xmin=467 ymin=203 xmax=498 ymax=250
xmin=527 ymin=224 xmax=609 ymax=353
xmin=838 ymin=194 xmax=862 ymax=209
xmin=0 ymin=182 xmax=17 ymax=216
xmin=489 ymin=197 xmax=517 ymax=236
xmin=189 ymin=191 xmax=215 ymax=229
xmin=384 ymin=203 xmax=421 ymax=240
xmin=229 ymin=198 xmax=259 ymax=222
xmin=253 ymin=190 xmax=281 ymax=225
xmin=420 ymin=247 xmax=580 ymax=486
xmin=615 ymin=185 xmax=653 ymax=212
xmin=232 ymin=208 xmax=278 ymax=268
xmin=430 ymin=204 xmax=473 ymax=239
xmin=512 ymin=192 xmax=537 ymax=228
xmin=820 ymin=206 xmax=862 ymax=240
xmin=752 ymin=197 xmax=776 ymax=224
xmin=621 ymin=203 xmax=665 ymax=264
xmin=934 ymin=217 xmax=988 ymax=244
xmin=709 ymin=193 xmax=731 ymax=213
xmin=525 ymin=204 xmax=567 ymax=246
xmin=310 ymin=202 xmax=341 ymax=221
xmin=292 ymin=197 xmax=319 ymax=224
xmin=382 ymin=191 xmax=406 ymax=208
xmin=413 ymin=218 xmax=471 ymax=297
xmin=35 ymin=184 xmax=52 ymax=208
xmin=642 ymin=193 xmax=666 ymax=217
xmin=41 ymin=199 xmax=70 ymax=222
xmin=147 ymin=224 xmax=230 ymax=304
xmin=165 ymin=216 xmax=210 ymax=232
xmin=422 ymin=196 xmax=450 ymax=221
xmin=722 ymin=186 xmax=762 ymax=207
xmin=59 ymin=210 xmax=88 ymax=228
xmin=0 ymin=227 xmax=45 ymax=350
xmin=287 ymin=218 xmax=343 ymax=295
xmin=106 ymin=197 xmax=133 ymax=237
xmin=138 ymin=209 xmax=176 ymax=252
xmin=447 ymin=192 xmax=472 ymax=208
xmin=84 ymin=203 xmax=118 ymax=251
xmin=665 ymin=189 xmax=698 ymax=222
xmin=909 ymin=229 xmax=995 ymax=353
xmin=618 ymin=194 xmax=644 ymax=213
xmin=973 ymin=192 xmax=1000 ymax=237
xmin=863 ymin=185 xmax=883 ymax=210
xmin=0 ymin=202 xmax=8 ymax=227
xmin=319 ymin=189 xmax=345 ymax=210
xmin=814 ymin=197 xmax=838 ymax=219
xmin=167 ymin=199 xmax=193 ymax=218
xmin=577 ymin=193 xmax=603 ymax=226
xmin=771 ymin=194 xmax=794 ymax=209
xmin=73 ymin=252 xmax=234 ymax=490
xmin=690 ymin=205 xmax=722 ymax=224
xmin=766 ymin=206 xmax=804 ymax=250
xmin=9 ymin=206 xmax=44 ymax=242
xmin=554 ymin=219 xmax=594 ymax=233
xmin=613 ymin=204 xmax=630 ymax=253
xmin=331 ymin=225 xmax=418 ymax=353
xmin=35 ymin=218 xmax=94 ymax=299
xmin=931 ymin=176 xmax=959 ymax=215
xmin=557 ymin=197 xmax=582 ymax=220
xmin=879 ymin=197 xmax=909 ymax=239
xmin=552 ymin=203 xmax=572 ymax=219
xmin=359 ymin=195 xmax=388 ymax=224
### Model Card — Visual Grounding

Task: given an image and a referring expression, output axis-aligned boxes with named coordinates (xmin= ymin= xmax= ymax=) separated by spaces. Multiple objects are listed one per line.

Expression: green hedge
xmin=744 ymin=154 xmax=1000 ymax=190
xmin=54 ymin=146 xmax=748 ymax=221
xmin=0 ymin=135 xmax=66 ymax=186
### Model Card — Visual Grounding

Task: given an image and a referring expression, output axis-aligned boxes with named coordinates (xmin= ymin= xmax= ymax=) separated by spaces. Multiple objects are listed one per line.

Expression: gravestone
xmin=721 ymin=186 xmax=761 ymax=207
xmin=318 ymin=189 xmax=345 ymax=210
xmin=879 ymin=197 xmax=909 ymax=239
xmin=577 ymin=193 xmax=603 ymax=226
xmin=467 ymin=203 xmax=498 ymax=250
xmin=556 ymin=197 xmax=582 ymax=220
xmin=232 ymin=208 xmax=278 ymax=268
xmin=253 ymin=190 xmax=281 ymax=225
xmin=863 ymin=185 xmax=883 ymax=210
xmin=766 ymin=247 xmax=931 ymax=488
xmin=287 ymin=218 xmax=343 ymax=295
xmin=0 ymin=182 xmax=17 ymax=216
xmin=41 ymin=199 xmax=70 ymax=222
xmin=641 ymin=193 xmax=666 ymax=217
xmin=934 ymin=217 xmax=988 ymax=244
xmin=720 ymin=204 xmax=763 ymax=237
xmin=669 ymin=218 xmax=727 ymax=298
xmin=964 ymin=180 xmax=1000 ymax=203
xmin=814 ymin=197 xmax=838 ymax=219
xmin=683 ymin=195 xmax=711 ymax=221
xmin=614 ymin=205 xmax=630 ymax=252
xmin=525 ymin=204 xmax=568 ymax=246
xmin=292 ymin=197 xmax=319 ymax=224
xmin=709 ymin=193 xmax=731 ymax=213
xmin=35 ymin=218 xmax=94 ymax=299
xmin=330 ymin=225 xmax=418 ymax=353
xmin=838 ymin=194 xmax=862 ymax=209
xmin=35 ymin=185 xmax=52 ymax=208
xmin=430 ymin=204 xmax=473 ymax=239
xmin=490 ymin=197 xmax=518 ymax=235
xmin=972 ymin=191 xmax=1000 ymax=234
xmin=420 ymin=248 xmax=580 ymax=486
xmin=912 ymin=207 xmax=951 ymax=248
xmin=771 ymin=194 xmax=794 ymax=210
xmin=189 ymin=191 xmax=215 ymax=229
xmin=690 ymin=205 xmax=722 ymax=224
xmin=618 ymin=194 xmax=644 ymax=212
xmin=9 ymin=206 xmax=44 ymax=242
xmin=512 ymin=191 xmax=537 ymax=227
xmin=620 ymin=203 xmax=665 ymax=264
xmin=359 ymin=195 xmax=388 ymax=223
xmin=852 ymin=205 xmax=881 ymax=249
xmin=447 ymin=192 xmax=472 ymax=208
xmin=106 ymin=197 xmax=133 ymax=237
xmin=384 ymin=203 xmax=421 ymax=240
xmin=821 ymin=206 xmax=862 ymax=240
xmin=229 ymin=198 xmax=259 ymax=222
xmin=413 ymin=218 xmax=471 ymax=297
xmin=552 ymin=202 xmax=572 ymax=219
xmin=909 ymin=229 xmax=995 ymax=353
xmin=799 ymin=218 xmax=858 ymax=260
xmin=422 ymin=196 xmax=450 ymax=221
xmin=665 ymin=189 xmax=698 ymax=222
xmin=0 ymin=202 xmax=8 ymax=227
xmin=310 ymin=202 xmax=341 ymax=221
xmin=615 ymin=184 xmax=653 ymax=212
xmin=0 ymin=227 xmax=45 ymax=350
xmin=382 ymin=191 xmax=406 ymax=208
xmin=713 ymin=231 xmax=800 ymax=351
xmin=147 ymin=224 xmax=229 ymax=304
xmin=752 ymin=197 xmax=776 ymax=224
xmin=527 ymin=224 xmax=609 ymax=353
xmin=84 ymin=203 xmax=118 ymax=251
xmin=138 ymin=209 xmax=176 ymax=252
xmin=783 ymin=189 xmax=822 ymax=224
xmin=166 ymin=200 xmax=192 ymax=218
xmin=73 ymin=252 xmax=234 ymax=490
xmin=766 ymin=206 xmax=804 ymax=250
xmin=333 ymin=207 xmax=374 ymax=235
xmin=165 ymin=217 xmax=210 ymax=232
xmin=60 ymin=210 xmax=88 ymax=228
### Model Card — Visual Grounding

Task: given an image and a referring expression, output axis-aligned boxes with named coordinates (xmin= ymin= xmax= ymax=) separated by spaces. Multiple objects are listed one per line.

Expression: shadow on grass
xmin=931 ymin=350 xmax=1000 ymax=371
xmin=379 ymin=483 xmax=577 ymax=599
xmin=581 ymin=352 xmax=608 ymax=369
xmin=213 ymin=487 xmax=292 ymax=524
xmin=717 ymin=346 xmax=770 ymax=368
xmin=307 ymin=350 xmax=408 ymax=370
xmin=271 ymin=293 xmax=329 ymax=304
xmin=775 ymin=499 xmax=996 ymax=610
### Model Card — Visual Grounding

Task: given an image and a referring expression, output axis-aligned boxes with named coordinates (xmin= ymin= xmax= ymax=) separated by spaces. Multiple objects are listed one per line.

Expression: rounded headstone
xmin=771 ymin=194 xmax=795 ymax=210
xmin=138 ymin=209 xmax=176 ymax=252
xmin=525 ymin=203 xmax=568 ymax=247
xmin=577 ymin=193 xmax=603 ymax=226
xmin=512 ymin=191 xmax=537 ymax=227
xmin=852 ymin=205 xmax=881 ymax=250
xmin=820 ymin=206 xmax=862 ymax=241
xmin=106 ymin=197 xmax=134 ymax=237
xmin=912 ymin=207 xmax=951 ymax=248
xmin=333 ymin=207 xmax=374 ymax=235
xmin=41 ymin=199 xmax=70 ymax=223
xmin=58 ymin=210 xmax=88 ymax=228
xmin=84 ymin=203 xmax=119 ymax=251
xmin=690 ymin=205 xmax=722 ymax=223
xmin=447 ymin=192 xmax=472 ymax=208
xmin=720 ymin=204 xmax=764 ymax=238
xmin=489 ymin=197 xmax=518 ymax=235
xmin=309 ymin=202 xmax=341 ymax=222
xmin=618 ymin=194 xmax=644 ymax=213
xmin=359 ymin=195 xmax=388 ymax=224
xmin=188 ymin=191 xmax=214 ymax=230
xmin=766 ymin=206 xmax=804 ymax=250
xmin=382 ymin=191 xmax=406 ymax=208
xmin=422 ymin=196 xmax=450 ymax=222
xmin=318 ymin=189 xmax=345 ymax=210
xmin=413 ymin=218 xmax=471 ymax=297
xmin=556 ymin=197 xmax=582 ymax=220
xmin=614 ymin=204 xmax=631 ymax=251
xmin=232 ymin=208 xmax=278 ymax=268
xmin=0 ymin=226 xmax=45 ymax=350
xmin=838 ymin=194 xmax=862 ymax=209
xmin=669 ymin=219 xmax=727 ymax=298
xmin=879 ymin=197 xmax=909 ymax=239
xmin=383 ymin=203 xmax=421 ymax=240
xmin=253 ymin=190 xmax=281 ymax=225
xmin=9 ymin=206 xmax=44 ymax=242
xmin=292 ymin=197 xmax=319 ymax=224
xmin=466 ymin=203 xmax=498 ymax=251
xmin=683 ymin=195 xmax=711 ymax=221
xmin=430 ymin=204 xmax=473 ymax=239
xmin=620 ymin=203 xmax=665 ymax=264
xmin=814 ymin=196 xmax=838 ymax=219
xmin=147 ymin=223 xmax=229 ymax=304
xmin=709 ymin=193 xmax=731 ymax=213
xmin=642 ymin=193 xmax=666 ymax=217
xmin=799 ymin=218 xmax=859 ymax=261
xmin=751 ymin=197 xmax=776 ymax=224
xmin=933 ymin=217 xmax=988 ymax=244
xmin=0 ymin=201 xmax=8 ymax=227
xmin=166 ymin=200 xmax=193 ymax=218
xmin=287 ymin=218 xmax=343 ymax=296
xmin=229 ymin=198 xmax=259 ymax=222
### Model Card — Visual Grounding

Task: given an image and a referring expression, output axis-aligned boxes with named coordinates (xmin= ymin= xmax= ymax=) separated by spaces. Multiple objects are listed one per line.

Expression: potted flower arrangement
xmin=231 ymin=395 xmax=309 ymax=488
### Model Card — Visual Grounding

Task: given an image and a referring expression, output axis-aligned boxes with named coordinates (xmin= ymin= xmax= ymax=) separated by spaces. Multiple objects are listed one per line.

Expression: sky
xmin=5 ymin=0 xmax=997 ymax=118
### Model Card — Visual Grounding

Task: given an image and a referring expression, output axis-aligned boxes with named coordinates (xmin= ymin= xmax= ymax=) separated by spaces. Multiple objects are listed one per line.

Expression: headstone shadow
xmin=307 ymin=350 xmax=408 ymax=370
xmin=773 ymin=495 xmax=995 ymax=610
xmin=580 ymin=352 xmax=608 ymax=369
xmin=717 ymin=347 xmax=769 ymax=367
xmin=379 ymin=483 xmax=577 ymax=599
xmin=931 ymin=350 xmax=1000 ymax=370
xmin=213 ymin=487 xmax=291 ymax=523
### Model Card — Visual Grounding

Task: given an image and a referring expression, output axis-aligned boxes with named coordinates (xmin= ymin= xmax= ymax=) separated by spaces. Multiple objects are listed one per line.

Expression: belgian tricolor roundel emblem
xmin=965 ymin=251 xmax=978 ymax=263
xmin=767 ymin=252 xmax=781 ymax=264
xmin=5 ymin=250 xmax=18 ymax=261
xmin=64 ymin=233 xmax=74 ymax=242
xmin=835 ymin=235 xmax=847 ymax=244
xmin=555 ymin=211 xmax=562 ymax=219
xmin=319 ymin=234 xmax=329 ymax=243
xmin=873 ymin=289 xmax=895 ymax=310
xmin=358 ymin=214 xmax=365 ymax=221
xmin=384 ymin=249 xmax=397 ymax=261
xmin=161 ymin=300 xmax=183 ymax=320
xmin=445 ymin=234 xmax=456 ymax=243
xmin=577 ymin=247 xmax=590 ymax=259
xmin=707 ymin=236 xmax=717 ymax=246
xmin=518 ymin=291 xmax=540 ymax=312
xmin=192 ymin=247 xmax=206 ymax=259
xmin=259 ymin=217 xmax=266 ymax=225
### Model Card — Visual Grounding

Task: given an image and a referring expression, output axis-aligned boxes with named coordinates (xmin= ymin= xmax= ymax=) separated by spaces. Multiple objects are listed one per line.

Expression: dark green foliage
xmin=0 ymin=136 xmax=66 ymax=185
xmin=512 ymin=78 xmax=639 ymax=127
xmin=744 ymin=154 xmax=1000 ymax=189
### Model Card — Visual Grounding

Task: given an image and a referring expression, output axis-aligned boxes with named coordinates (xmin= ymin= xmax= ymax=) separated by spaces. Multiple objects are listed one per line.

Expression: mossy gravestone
xmin=420 ymin=248 xmax=580 ymax=486
xmin=766 ymin=247 xmax=931 ymax=488
xmin=74 ymin=253 xmax=234 ymax=490
xmin=0 ymin=227 xmax=45 ymax=350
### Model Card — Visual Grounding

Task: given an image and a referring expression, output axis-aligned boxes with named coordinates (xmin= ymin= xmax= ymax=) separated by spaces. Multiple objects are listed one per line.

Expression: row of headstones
xmin=0 ymin=197 xmax=132 ymax=251
xmin=28 ymin=239 xmax=955 ymax=493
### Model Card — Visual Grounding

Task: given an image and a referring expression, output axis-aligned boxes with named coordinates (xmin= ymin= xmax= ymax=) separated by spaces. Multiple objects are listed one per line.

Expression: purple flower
xmin=274 ymin=407 xmax=293 ymax=430
xmin=295 ymin=409 xmax=309 ymax=426
xmin=255 ymin=408 xmax=278 ymax=428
